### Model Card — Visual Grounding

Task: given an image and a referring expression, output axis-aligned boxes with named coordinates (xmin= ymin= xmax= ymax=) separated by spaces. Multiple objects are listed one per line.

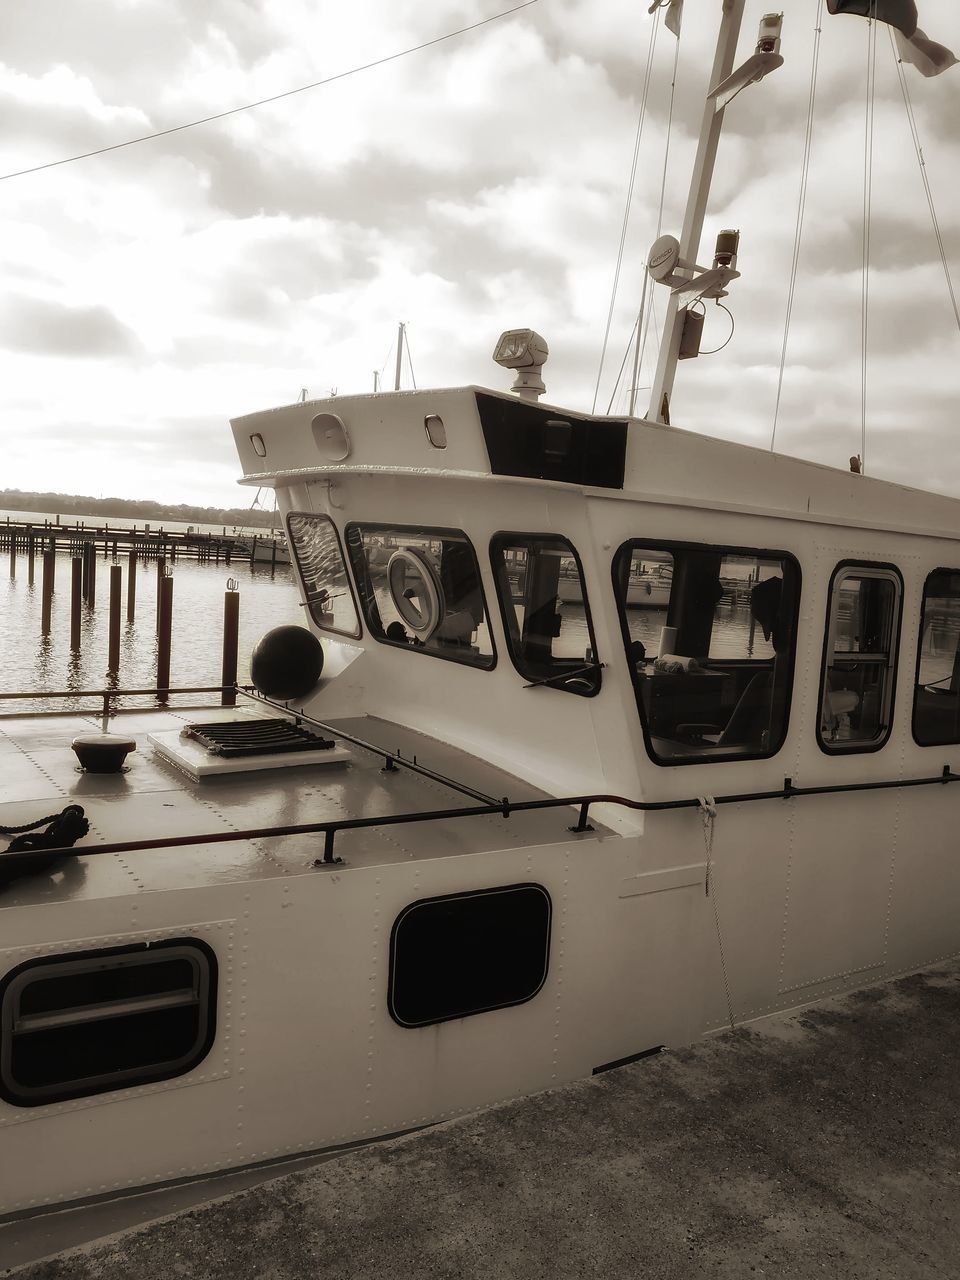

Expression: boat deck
xmin=0 ymin=705 xmax=592 ymax=908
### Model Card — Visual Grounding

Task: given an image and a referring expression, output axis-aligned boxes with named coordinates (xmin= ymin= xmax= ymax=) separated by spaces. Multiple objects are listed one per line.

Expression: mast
xmin=394 ymin=322 xmax=405 ymax=391
xmin=647 ymin=0 xmax=746 ymax=424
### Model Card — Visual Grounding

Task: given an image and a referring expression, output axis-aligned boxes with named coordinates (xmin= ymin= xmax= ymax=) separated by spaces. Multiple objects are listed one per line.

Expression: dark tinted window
xmin=476 ymin=393 xmax=627 ymax=489
xmin=491 ymin=534 xmax=601 ymax=695
xmin=0 ymin=940 xmax=217 ymax=1106
xmin=388 ymin=885 xmax=551 ymax=1027
xmin=914 ymin=569 xmax=960 ymax=746
xmin=614 ymin=541 xmax=800 ymax=764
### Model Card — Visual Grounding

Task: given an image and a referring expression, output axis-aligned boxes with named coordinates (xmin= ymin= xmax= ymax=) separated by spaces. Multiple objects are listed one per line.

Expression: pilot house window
xmin=914 ymin=570 xmax=960 ymax=746
xmin=287 ymin=513 xmax=362 ymax=638
xmin=614 ymin=541 xmax=800 ymax=764
xmin=818 ymin=564 xmax=901 ymax=752
xmin=345 ymin=524 xmax=495 ymax=668
xmin=490 ymin=534 xmax=601 ymax=696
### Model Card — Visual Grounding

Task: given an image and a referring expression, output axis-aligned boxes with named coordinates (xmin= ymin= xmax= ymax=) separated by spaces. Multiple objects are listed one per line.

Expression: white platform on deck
xmin=148 ymin=728 xmax=353 ymax=778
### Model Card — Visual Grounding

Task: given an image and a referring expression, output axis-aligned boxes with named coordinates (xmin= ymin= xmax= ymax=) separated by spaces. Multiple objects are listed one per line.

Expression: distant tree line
xmin=0 ymin=489 xmax=280 ymax=529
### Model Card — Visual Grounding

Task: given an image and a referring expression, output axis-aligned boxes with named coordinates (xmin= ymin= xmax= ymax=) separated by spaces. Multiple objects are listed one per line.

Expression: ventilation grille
xmin=182 ymin=719 xmax=335 ymax=758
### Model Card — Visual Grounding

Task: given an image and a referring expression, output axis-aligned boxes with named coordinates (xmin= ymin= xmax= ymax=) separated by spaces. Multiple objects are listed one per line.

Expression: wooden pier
xmin=0 ymin=516 xmax=286 ymax=567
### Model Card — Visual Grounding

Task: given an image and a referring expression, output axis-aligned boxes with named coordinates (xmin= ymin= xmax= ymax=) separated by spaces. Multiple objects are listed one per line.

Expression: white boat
xmin=248 ymin=532 xmax=290 ymax=566
xmin=2 ymin=0 xmax=959 ymax=1238
xmin=557 ymin=562 xmax=672 ymax=608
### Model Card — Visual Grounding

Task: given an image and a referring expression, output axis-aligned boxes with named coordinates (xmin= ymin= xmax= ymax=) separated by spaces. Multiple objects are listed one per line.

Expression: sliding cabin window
xmin=0 ymin=939 xmax=217 ymax=1107
xmin=345 ymin=524 xmax=495 ymax=669
xmin=287 ymin=513 xmax=362 ymax=638
xmin=818 ymin=563 xmax=902 ymax=753
xmin=613 ymin=541 xmax=800 ymax=765
xmin=388 ymin=884 xmax=551 ymax=1028
xmin=912 ymin=569 xmax=960 ymax=745
xmin=490 ymin=534 xmax=601 ymax=696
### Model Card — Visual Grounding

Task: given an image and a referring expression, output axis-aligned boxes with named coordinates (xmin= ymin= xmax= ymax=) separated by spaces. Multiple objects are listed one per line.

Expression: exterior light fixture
xmin=493 ymin=329 xmax=549 ymax=402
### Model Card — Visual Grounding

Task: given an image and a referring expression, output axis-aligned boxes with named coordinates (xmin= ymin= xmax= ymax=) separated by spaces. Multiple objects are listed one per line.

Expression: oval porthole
xmin=424 ymin=415 xmax=447 ymax=449
xmin=311 ymin=413 xmax=351 ymax=462
xmin=386 ymin=549 xmax=444 ymax=640
xmin=250 ymin=433 xmax=267 ymax=458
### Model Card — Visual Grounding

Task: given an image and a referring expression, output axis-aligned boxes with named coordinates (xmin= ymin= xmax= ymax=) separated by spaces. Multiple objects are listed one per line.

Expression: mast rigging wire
xmin=860 ymin=7 xmax=878 ymax=475
xmin=0 ymin=0 xmax=541 ymax=183
xmin=889 ymin=28 xmax=960 ymax=335
xmin=628 ymin=25 xmax=682 ymax=416
xmin=592 ymin=8 xmax=662 ymax=413
xmin=770 ymin=0 xmax=823 ymax=453
xmin=404 ymin=327 xmax=418 ymax=391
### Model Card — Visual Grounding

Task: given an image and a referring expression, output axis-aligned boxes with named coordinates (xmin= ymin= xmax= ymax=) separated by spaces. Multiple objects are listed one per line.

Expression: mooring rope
xmin=698 ymin=795 xmax=735 ymax=1032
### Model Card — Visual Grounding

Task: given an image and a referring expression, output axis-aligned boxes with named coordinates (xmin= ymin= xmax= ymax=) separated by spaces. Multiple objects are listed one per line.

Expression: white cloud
xmin=0 ymin=0 xmax=957 ymax=505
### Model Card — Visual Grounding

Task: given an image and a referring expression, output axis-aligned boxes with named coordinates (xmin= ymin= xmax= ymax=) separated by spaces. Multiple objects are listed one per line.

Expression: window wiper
xmin=523 ymin=661 xmax=604 ymax=690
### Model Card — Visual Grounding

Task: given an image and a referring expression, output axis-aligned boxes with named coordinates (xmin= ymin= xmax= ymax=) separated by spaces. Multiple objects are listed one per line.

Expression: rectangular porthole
xmin=388 ymin=884 xmax=551 ymax=1028
xmin=0 ymin=939 xmax=217 ymax=1107
xmin=913 ymin=569 xmax=960 ymax=746
xmin=818 ymin=562 xmax=902 ymax=753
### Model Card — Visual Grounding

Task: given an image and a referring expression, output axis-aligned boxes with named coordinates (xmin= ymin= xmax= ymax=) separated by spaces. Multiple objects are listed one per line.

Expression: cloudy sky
xmin=1 ymin=0 xmax=958 ymax=508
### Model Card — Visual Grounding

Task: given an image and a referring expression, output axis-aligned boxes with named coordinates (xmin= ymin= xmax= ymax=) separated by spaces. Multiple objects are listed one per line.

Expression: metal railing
xmin=0 ymin=681 xmax=957 ymax=873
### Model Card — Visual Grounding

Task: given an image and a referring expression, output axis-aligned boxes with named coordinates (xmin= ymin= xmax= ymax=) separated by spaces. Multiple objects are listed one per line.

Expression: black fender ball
xmin=251 ymin=626 xmax=324 ymax=700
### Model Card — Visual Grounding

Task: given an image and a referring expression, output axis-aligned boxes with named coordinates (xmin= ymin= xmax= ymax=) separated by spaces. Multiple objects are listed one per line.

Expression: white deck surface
xmin=0 ymin=704 xmax=590 ymax=908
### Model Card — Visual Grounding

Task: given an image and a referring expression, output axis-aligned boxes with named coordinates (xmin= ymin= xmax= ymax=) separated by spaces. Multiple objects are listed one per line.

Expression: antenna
xmin=709 ymin=12 xmax=784 ymax=111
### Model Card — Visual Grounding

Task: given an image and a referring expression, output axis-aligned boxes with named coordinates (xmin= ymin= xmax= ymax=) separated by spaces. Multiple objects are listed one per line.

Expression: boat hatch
xmin=182 ymin=719 xmax=335 ymax=757
xmin=148 ymin=717 xmax=353 ymax=780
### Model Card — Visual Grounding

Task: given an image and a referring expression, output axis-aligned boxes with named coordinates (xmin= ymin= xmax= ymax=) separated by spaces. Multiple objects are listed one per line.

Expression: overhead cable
xmin=860 ymin=8 xmax=878 ymax=475
xmin=889 ymin=27 xmax=960 ymax=335
xmin=0 ymin=0 xmax=541 ymax=183
xmin=592 ymin=7 xmax=661 ymax=414
xmin=770 ymin=0 xmax=823 ymax=452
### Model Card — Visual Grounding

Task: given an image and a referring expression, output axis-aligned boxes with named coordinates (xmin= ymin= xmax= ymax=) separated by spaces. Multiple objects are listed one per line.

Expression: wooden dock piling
xmin=156 ymin=557 xmax=166 ymax=631
xmin=156 ymin=573 xmax=174 ymax=702
xmin=108 ymin=564 xmax=122 ymax=676
xmin=127 ymin=549 xmax=138 ymax=623
xmin=85 ymin=542 xmax=97 ymax=609
xmin=70 ymin=558 xmax=82 ymax=650
xmin=40 ymin=551 xmax=55 ymax=636
xmin=221 ymin=584 xmax=240 ymax=706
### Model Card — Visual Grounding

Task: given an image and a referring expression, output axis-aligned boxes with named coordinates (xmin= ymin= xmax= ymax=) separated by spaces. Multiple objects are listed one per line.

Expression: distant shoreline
xmin=0 ymin=489 xmax=280 ymax=530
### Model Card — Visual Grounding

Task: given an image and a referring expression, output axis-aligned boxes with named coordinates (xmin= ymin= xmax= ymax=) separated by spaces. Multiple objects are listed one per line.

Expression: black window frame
xmin=387 ymin=883 xmax=552 ymax=1029
xmin=344 ymin=521 xmax=497 ymax=671
xmin=489 ymin=531 xmax=602 ymax=698
xmin=0 ymin=938 xmax=218 ymax=1107
xmin=286 ymin=511 xmax=363 ymax=639
xmin=816 ymin=559 xmax=903 ymax=756
xmin=913 ymin=567 xmax=960 ymax=747
xmin=612 ymin=537 xmax=802 ymax=768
